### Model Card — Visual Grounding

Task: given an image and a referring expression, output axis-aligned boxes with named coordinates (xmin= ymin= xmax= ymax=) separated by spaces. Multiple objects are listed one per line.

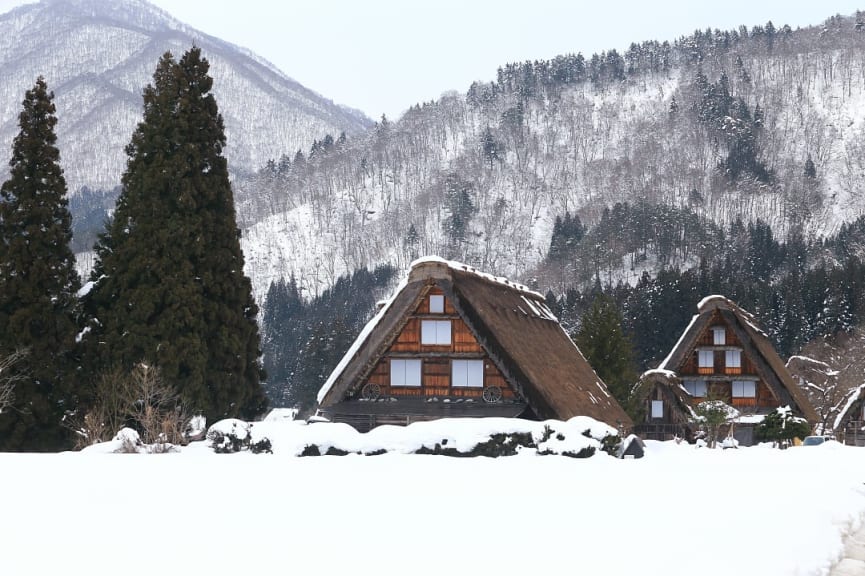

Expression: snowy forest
xmin=250 ymin=12 xmax=865 ymax=412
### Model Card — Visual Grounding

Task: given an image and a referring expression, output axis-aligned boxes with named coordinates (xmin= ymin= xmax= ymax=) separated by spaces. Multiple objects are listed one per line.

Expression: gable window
xmin=390 ymin=359 xmax=421 ymax=387
xmin=725 ymin=350 xmax=742 ymax=374
xmin=731 ymin=380 xmax=756 ymax=398
xmin=421 ymin=320 xmax=451 ymax=345
xmin=452 ymin=360 xmax=484 ymax=388
xmin=651 ymin=400 xmax=664 ymax=419
xmin=429 ymin=294 xmax=444 ymax=314
xmin=683 ymin=380 xmax=707 ymax=398
xmin=712 ymin=327 xmax=726 ymax=345
xmin=698 ymin=350 xmax=714 ymax=373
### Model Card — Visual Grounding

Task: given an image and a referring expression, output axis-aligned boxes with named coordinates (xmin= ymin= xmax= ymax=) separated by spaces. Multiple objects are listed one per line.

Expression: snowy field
xmin=2 ymin=421 xmax=865 ymax=576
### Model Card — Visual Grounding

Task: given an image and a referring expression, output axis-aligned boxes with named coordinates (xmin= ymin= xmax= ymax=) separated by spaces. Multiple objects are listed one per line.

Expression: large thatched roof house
xmin=635 ymin=295 xmax=817 ymax=445
xmin=316 ymin=257 xmax=632 ymax=431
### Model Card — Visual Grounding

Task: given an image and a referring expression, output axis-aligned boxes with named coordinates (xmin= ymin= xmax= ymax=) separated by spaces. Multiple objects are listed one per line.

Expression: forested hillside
xmin=254 ymin=11 xmax=865 ymax=408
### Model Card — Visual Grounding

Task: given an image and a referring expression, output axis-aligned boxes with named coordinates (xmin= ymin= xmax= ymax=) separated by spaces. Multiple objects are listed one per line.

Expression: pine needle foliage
xmin=85 ymin=49 xmax=267 ymax=422
xmin=0 ymin=78 xmax=81 ymax=451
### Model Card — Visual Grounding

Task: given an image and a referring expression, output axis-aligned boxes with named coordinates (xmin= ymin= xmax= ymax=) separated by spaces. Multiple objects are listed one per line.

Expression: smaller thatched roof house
xmin=632 ymin=369 xmax=696 ymax=441
xmin=316 ymin=257 xmax=632 ymax=431
xmin=637 ymin=295 xmax=817 ymax=445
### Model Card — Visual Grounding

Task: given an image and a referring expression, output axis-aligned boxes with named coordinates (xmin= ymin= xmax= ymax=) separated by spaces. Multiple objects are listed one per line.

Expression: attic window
xmin=421 ymin=320 xmax=451 ymax=345
xmin=684 ymin=380 xmax=707 ymax=397
xmin=391 ymin=359 xmax=421 ymax=387
xmin=698 ymin=350 xmax=714 ymax=368
xmin=651 ymin=400 xmax=664 ymax=419
xmin=429 ymin=294 xmax=444 ymax=314
xmin=452 ymin=360 xmax=484 ymax=388
xmin=732 ymin=380 xmax=756 ymax=398
xmin=712 ymin=327 xmax=726 ymax=345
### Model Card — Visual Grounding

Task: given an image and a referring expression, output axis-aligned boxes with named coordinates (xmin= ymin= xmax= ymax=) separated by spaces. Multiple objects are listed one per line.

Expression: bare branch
xmin=0 ymin=349 xmax=28 ymax=415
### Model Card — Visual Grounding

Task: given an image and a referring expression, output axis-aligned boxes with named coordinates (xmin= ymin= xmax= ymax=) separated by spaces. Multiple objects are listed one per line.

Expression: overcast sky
xmin=1 ymin=0 xmax=863 ymax=120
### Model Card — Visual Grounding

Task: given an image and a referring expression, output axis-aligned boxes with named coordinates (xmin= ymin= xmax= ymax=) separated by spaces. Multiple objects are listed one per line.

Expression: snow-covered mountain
xmin=235 ymin=12 xmax=865 ymax=300
xmin=0 ymin=0 xmax=371 ymax=193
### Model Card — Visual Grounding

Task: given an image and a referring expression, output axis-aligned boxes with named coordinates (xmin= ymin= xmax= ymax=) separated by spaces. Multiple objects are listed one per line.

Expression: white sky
xmin=1 ymin=0 xmax=863 ymax=119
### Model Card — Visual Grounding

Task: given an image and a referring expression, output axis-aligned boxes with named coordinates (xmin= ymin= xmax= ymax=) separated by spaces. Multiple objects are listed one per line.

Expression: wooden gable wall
xmin=674 ymin=310 xmax=779 ymax=410
xmin=362 ymin=287 xmax=515 ymax=400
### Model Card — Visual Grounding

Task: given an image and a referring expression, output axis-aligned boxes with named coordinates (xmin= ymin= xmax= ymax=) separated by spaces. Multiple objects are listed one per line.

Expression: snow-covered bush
xmin=207 ymin=419 xmax=272 ymax=454
xmin=756 ymin=406 xmax=811 ymax=447
xmin=296 ymin=417 xmax=620 ymax=458
xmin=694 ymin=400 xmax=739 ymax=448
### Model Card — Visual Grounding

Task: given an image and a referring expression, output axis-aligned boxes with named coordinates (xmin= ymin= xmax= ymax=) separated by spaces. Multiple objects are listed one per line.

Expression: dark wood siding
xmin=359 ymin=286 xmax=516 ymax=400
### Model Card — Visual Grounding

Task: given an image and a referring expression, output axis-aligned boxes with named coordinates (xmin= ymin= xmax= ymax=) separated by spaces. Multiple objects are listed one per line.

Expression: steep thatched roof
xmin=318 ymin=257 xmax=632 ymax=428
xmin=658 ymin=295 xmax=819 ymax=424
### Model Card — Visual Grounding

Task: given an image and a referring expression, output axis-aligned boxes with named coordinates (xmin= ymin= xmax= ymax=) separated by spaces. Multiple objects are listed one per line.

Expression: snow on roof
xmin=410 ymin=256 xmax=545 ymax=300
xmin=642 ymin=368 xmax=677 ymax=380
xmin=318 ymin=257 xmax=561 ymax=406
xmin=735 ymin=414 xmax=767 ymax=424
xmin=316 ymin=273 xmax=409 ymax=404
xmin=697 ymin=294 xmax=728 ymax=310
xmin=833 ymin=383 xmax=865 ymax=432
xmin=658 ymin=314 xmax=699 ymax=371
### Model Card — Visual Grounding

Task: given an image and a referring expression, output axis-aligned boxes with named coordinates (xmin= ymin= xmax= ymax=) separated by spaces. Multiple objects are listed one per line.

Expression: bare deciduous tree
xmin=0 ymin=349 xmax=27 ymax=415
xmin=789 ymin=327 xmax=865 ymax=434
xmin=72 ymin=362 xmax=190 ymax=452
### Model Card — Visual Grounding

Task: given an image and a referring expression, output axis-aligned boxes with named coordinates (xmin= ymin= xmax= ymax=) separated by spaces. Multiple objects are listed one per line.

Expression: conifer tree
xmin=86 ymin=48 xmax=266 ymax=422
xmin=575 ymin=294 xmax=639 ymax=418
xmin=0 ymin=77 xmax=81 ymax=451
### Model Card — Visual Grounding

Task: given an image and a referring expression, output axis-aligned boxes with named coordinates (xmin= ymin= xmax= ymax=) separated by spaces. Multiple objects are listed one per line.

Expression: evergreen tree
xmin=480 ymin=126 xmax=504 ymax=169
xmin=804 ymin=156 xmax=817 ymax=179
xmin=0 ymin=77 xmax=81 ymax=451
xmin=442 ymin=172 xmax=475 ymax=257
xmin=86 ymin=48 xmax=267 ymax=423
xmin=574 ymin=294 xmax=639 ymax=418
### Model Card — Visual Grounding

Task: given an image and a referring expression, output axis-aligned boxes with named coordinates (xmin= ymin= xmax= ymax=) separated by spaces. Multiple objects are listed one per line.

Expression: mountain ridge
xmin=0 ymin=0 xmax=372 ymax=193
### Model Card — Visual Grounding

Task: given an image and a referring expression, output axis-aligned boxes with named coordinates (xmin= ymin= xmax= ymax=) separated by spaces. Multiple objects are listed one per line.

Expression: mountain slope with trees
xmin=0 ymin=0 xmax=371 ymax=195
xmin=237 ymin=11 xmax=865 ymax=301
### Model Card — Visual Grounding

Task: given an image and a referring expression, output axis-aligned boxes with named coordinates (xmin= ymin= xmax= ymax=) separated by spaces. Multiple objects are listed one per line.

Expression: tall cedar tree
xmin=0 ymin=78 xmax=81 ymax=451
xmin=574 ymin=294 xmax=640 ymax=419
xmin=86 ymin=49 xmax=266 ymax=422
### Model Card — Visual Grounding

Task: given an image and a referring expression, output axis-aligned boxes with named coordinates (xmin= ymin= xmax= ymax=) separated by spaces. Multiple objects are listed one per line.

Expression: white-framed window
xmin=684 ymin=380 xmax=707 ymax=397
xmin=429 ymin=294 xmax=445 ymax=314
xmin=725 ymin=350 xmax=741 ymax=368
xmin=732 ymin=380 xmax=756 ymax=398
xmin=698 ymin=350 xmax=714 ymax=368
xmin=712 ymin=327 xmax=726 ymax=345
xmin=421 ymin=320 xmax=451 ymax=345
xmin=390 ymin=359 xmax=422 ymax=387
xmin=452 ymin=360 xmax=484 ymax=388
xmin=651 ymin=400 xmax=664 ymax=418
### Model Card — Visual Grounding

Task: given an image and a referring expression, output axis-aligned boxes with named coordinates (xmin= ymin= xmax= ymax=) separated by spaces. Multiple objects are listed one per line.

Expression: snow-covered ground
xmin=2 ymin=420 xmax=864 ymax=576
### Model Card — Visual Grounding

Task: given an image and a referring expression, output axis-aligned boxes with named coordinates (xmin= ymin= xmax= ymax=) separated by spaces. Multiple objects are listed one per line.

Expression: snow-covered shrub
xmin=694 ymin=400 xmax=739 ymax=448
xmin=114 ymin=428 xmax=142 ymax=454
xmin=295 ymin=418 xmax=619 ymax=458
xmin=185 ymin=415 xmax=207 ymax=441
xmin=756 ymin=406 xmax=811 ymax=447
xmin=207 ymin=419 xmax=271 ymax=454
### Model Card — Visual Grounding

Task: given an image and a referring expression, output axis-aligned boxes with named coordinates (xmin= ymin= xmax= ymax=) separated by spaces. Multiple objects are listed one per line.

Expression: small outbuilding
xmin=316 ymin=257 xmax=633 ymax=432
